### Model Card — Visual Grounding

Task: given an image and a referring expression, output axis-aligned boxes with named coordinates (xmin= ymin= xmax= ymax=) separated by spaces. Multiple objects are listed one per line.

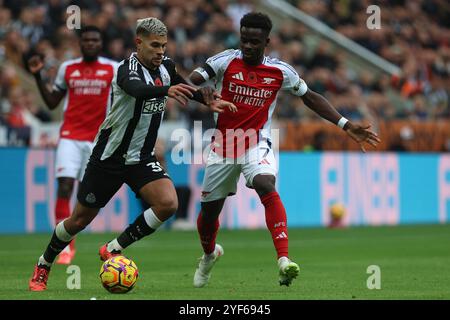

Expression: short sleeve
xmin=112 ymin=61 xmax=120 ymax=74
xmin=280 ymin=62 xmax=308 ymax=96
xmin=202 ymin=49 xmax=238 ymax=81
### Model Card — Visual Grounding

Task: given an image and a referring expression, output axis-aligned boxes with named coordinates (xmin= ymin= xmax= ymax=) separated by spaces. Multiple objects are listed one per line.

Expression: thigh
xmin=138 ymin=178 xmax=177 ymax=208
xmin=125 ymin=158 xmax=170 ymax=197
xmin=201 ymin=151 xmax=241 ymax=203
xmin=55 ymin=138 xmax=84 ymax=179
xmin=242 ymin=143 xmax=278 ymax=188
xmin=77 ymin=162 xmax=124 ymax=208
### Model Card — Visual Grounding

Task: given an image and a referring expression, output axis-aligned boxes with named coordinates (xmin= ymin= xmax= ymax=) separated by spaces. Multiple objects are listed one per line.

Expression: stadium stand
xmin=0 ymin=0 xmax=448 ymax=151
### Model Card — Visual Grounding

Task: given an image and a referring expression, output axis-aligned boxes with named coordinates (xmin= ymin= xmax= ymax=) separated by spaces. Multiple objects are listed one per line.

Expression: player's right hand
xmin=27 ymin=55 xmax=44 ymax=75
xmin=168 ymin=83 xmax=196 ymax=106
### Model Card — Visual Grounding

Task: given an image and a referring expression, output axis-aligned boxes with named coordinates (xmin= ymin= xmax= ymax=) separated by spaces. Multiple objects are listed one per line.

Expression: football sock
xmin=261 ymin=191 xmax=289 ymax=259
xmin=55 ymin=199 xmax=76 ymax=253
xmin=42 ymin=221 xmax=74 ymax=264
xmin=61 ymin=238 xmax=76 ymax=254
xmin=107 ymin=239 xmax=123 ymax=253
xmin=116 ymin=208 xmax=162 ymax=249
xmin=197 ymin=211 xmax=220 ymax=255
xmin=38 ymin=256 xmax=51 ymax=268
xmin=55 ymin=197 xmax=70 ymax=224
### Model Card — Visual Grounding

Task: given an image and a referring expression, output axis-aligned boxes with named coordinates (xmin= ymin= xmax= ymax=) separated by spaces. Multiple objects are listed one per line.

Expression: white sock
xmin=55 ymin=220 xmax=74 ymax=242
xmin=143 ymin=208 xmax=163 ymax=229
xmin=278 ymin=256 xmax=290 ymax=268
xmin=38 ymin=255 xmax=52 ymax=268
xmin=107 ymin=239 xmax=123 ymax=252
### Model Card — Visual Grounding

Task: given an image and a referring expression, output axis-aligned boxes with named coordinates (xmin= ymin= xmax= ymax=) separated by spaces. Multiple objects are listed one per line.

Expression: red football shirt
xmin=53 ymin=56 xmax=118 ymax=141
xmin=202 ymin=49 xmax=308 ymax=157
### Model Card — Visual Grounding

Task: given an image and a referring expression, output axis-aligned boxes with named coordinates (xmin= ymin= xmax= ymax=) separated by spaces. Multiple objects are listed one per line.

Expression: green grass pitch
xmin=1 ymin=224 xmax=449 ymax=300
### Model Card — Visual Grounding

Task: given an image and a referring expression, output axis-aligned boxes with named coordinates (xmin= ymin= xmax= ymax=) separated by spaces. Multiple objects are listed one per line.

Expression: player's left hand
xmin=345 ymin=123 xmax=381 ymax=152
xmin=209 ymin=99 xmax=238 ymax=113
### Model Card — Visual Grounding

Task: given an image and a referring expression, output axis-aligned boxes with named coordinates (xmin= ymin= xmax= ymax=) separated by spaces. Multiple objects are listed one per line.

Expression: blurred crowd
xmin=0 ymin=0 xmax=449 ymax=148
xmin=283 ymin=0 xmax=450 ymax=124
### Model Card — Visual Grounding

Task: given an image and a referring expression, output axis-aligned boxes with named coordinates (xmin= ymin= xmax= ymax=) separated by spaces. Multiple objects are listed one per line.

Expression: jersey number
xmin=147 ymin=161 xmax=163 ymax=172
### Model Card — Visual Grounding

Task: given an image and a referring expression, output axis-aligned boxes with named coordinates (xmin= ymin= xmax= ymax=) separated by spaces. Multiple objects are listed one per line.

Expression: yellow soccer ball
xmin=99 ymin=256 xmax=138 ymax=293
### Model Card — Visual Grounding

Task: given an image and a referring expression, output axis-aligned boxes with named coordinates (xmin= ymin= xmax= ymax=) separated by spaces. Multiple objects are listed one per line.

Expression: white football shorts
xmin=55 ymin=138 xmax=94 ymax=180
xmin=201 ymin=140 xmax=278 ymax=202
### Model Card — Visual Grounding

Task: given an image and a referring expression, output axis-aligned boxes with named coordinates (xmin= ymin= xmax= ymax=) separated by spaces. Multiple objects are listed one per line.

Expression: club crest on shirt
xmin=262 ymin=77 xmax=276 ymax=84
xmin=161 ymin=73 xmax=170 ymax=85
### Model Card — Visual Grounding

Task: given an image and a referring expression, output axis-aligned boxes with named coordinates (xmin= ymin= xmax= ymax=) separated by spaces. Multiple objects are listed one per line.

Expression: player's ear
xmin=135 ymin=37 xmax=142 ymax=46
xmin=265 ymin=37 xmax=270 ymax=47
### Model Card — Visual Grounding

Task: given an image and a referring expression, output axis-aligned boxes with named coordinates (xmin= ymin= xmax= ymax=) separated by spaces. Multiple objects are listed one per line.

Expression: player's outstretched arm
xmin=28 ymin=55 xmax=65 ymax=110
xmin=300 ymin=89 xmax=381 ymax=152
xmin=173 ymin=72 xmax=237 ymax=113
xmin=195 ymin=86 xmax=237 ymax=113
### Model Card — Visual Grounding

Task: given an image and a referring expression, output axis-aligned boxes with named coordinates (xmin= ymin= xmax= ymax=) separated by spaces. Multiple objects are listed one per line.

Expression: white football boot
xmin=278 ymin=256 xmax=300 ymax=286
xmin=193 ymin=244 xmax=224 ymax=288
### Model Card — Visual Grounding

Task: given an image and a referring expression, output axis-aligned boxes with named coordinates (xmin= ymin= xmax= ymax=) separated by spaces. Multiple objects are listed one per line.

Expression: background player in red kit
xmin=189 ymin=12 xmax=381 ymax=287
xmin=27 ymin=26 xmax=118 ymax=264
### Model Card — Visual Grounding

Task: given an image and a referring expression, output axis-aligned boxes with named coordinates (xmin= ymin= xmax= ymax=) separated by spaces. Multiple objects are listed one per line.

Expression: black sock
xmin=42 ymin=231 xmax=71 ymax=264
xmin=116 ymin=213 xmax=155 ymax=249
xmin=175 ymin=186 xmax=191 ymax=219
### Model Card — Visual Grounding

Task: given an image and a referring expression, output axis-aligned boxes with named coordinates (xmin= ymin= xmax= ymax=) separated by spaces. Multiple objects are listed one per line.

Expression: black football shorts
xmin=77 ymin=157 xmax=170 ymax=208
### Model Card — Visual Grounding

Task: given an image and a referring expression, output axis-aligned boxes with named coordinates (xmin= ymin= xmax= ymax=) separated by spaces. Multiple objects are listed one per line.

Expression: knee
xmin=200 ymin=201 xmax=223 ymax=222
xmin=253 ymin=175 xmax=276 ymax=197
xmin=58 ymin=180 xmax=74 ymax=198
xmin=154 ymin=195 xmax=178 ymax=216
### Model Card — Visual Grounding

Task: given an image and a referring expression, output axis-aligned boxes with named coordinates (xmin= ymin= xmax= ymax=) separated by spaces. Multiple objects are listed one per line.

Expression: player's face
xmin=136 ymin=33 xmax=167 ymax=70
xmin=80 ymin=31 xmax=102 ymax=61
xmin=240 ymin=27 xmax=269 ymax=65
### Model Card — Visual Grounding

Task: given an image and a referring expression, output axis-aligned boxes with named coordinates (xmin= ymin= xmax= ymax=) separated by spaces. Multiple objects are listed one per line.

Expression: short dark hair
xmin=240 ymin=12 xmax=272 ymax=35
xmin=78 ymin=25 xmax=102 ymax=38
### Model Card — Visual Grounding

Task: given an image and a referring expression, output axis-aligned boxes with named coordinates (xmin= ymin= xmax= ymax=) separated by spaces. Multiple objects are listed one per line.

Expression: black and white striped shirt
xmin=90 ymin=52 xmax=193 ymax=166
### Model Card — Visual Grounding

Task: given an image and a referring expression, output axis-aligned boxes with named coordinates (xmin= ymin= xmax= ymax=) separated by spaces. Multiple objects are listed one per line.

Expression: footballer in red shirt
xmin=189 ymin=12 xmax=381 ymax=287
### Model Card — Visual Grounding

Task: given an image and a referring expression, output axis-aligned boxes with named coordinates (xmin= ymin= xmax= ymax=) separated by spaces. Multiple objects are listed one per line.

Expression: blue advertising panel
xmin=0 ymin=148 xmax=449 ymax=233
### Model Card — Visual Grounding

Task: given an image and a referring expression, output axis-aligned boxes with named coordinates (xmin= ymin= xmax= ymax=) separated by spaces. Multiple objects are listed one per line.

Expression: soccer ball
xmin=330 ymin=203 xmax=346 ymax=220
xmin=99 ymin=256 xmax=138 ymax=293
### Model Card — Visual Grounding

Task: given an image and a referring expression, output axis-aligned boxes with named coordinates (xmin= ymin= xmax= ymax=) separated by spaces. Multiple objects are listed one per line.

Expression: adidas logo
xmin=275 ymin=232 xmax=288 ymax=239
xmin=69 ymin=70 xmax=81 ymax=77
xmin=259 ymin=159 xmax=270 ymax=165
xmin=231 ymin=72 xmax=244 ymax=81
